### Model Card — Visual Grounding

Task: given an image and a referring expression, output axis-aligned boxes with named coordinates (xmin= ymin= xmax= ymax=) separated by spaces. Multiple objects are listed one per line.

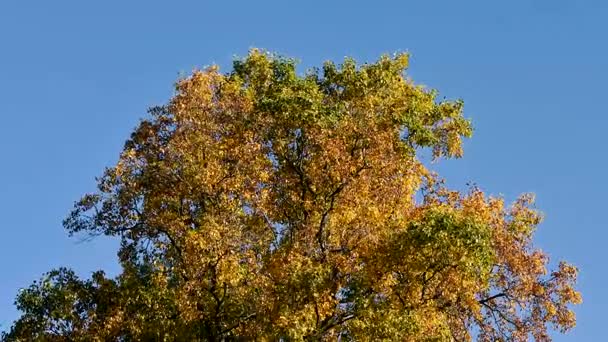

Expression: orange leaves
xmin=5 ymin=50 xmax=580 ymax=341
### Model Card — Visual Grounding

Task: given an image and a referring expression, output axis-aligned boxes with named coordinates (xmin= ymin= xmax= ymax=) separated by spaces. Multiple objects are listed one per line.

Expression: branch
xmin=478 ymin=293 xmax=507 ymax=305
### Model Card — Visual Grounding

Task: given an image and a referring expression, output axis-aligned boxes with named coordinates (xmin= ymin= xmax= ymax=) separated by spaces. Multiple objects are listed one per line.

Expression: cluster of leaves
xmin=3 ymin=50 xmax=580 ymax=341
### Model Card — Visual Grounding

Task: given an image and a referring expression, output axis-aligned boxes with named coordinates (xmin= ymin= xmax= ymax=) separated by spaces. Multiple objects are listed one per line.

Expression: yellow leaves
xmin=5 ymin=50 xmax=581 ymax=342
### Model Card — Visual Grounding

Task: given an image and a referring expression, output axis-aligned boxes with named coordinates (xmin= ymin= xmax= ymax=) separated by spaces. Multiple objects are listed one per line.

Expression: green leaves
xmin=4 ymin=49 xmax=579 ymax=341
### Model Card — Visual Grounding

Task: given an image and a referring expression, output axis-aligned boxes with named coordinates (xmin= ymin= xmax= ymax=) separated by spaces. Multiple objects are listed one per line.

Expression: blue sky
xmin=0 ymin=1 xmax=604 ymax=339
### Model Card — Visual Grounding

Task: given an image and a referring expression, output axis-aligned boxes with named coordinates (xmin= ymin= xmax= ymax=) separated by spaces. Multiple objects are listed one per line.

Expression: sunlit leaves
xmin=3 ymin=49 xmax=579 ymax=341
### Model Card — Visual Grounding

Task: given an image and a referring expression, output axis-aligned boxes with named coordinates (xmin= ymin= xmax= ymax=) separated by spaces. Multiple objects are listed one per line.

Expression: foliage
xmin=3 ymin=50 xmax=581 ymax=341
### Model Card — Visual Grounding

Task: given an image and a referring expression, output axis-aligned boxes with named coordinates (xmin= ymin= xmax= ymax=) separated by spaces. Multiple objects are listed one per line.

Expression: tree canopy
xmin=3 ymin=50 xmax=581 ymax=341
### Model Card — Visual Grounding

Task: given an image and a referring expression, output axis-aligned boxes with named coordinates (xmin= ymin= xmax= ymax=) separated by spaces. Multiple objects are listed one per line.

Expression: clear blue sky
xmin=0 ymin=0 xmax=604 ymax=339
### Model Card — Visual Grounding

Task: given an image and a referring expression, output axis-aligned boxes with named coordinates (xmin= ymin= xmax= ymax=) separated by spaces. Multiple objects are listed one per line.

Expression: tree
xmin=3 ymin=50 xmax=581 ymax=341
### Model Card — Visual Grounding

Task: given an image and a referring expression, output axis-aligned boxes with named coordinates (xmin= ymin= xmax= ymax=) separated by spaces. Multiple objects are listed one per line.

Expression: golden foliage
xmin=4 ymin=50 xmax=580 ymax=341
